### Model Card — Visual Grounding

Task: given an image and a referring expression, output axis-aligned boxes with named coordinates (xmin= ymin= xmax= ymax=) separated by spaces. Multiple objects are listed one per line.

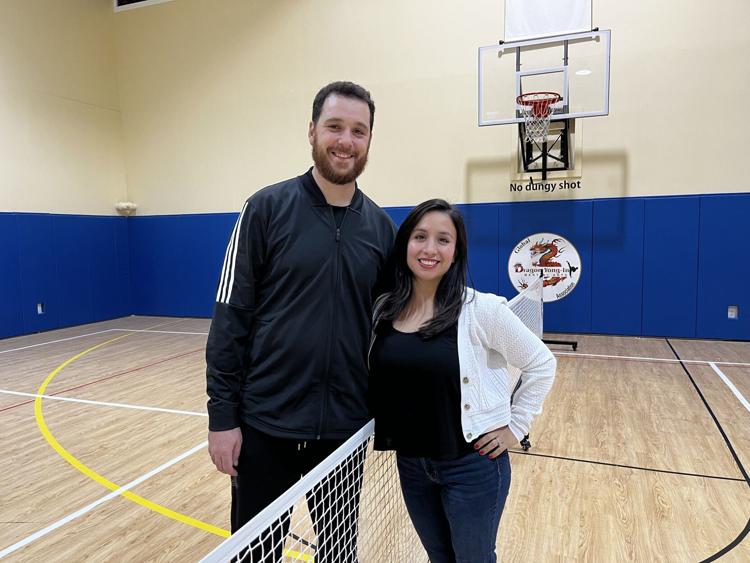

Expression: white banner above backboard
xmin=504 ymin=0 xmax=592 ymax=42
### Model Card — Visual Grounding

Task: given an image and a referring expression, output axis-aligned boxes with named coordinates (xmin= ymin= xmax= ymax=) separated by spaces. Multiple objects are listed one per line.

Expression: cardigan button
xmin=466 ymin=433 xmax=472 ymax=439
xmin=464 ymin=404 xmax=471 ymax=411
xmin=462 ymin=377 xmax=469 ymax=384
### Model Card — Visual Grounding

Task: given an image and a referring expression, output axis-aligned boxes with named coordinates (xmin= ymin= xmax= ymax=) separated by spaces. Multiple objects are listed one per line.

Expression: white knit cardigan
xmin=457 ymin=288 xmax=556 ymax=443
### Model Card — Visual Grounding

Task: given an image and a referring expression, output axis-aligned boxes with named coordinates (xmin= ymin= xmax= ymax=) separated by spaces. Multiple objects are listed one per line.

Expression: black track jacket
xmin=206 ymin=169 xmax=396 ymax=439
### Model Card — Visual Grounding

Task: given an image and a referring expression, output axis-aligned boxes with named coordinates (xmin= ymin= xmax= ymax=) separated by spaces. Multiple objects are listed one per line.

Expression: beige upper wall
xmin=0 ymin=0 xmax=128 ymax=215
xmin=113 ymin=0 xmax=750 ymax=214
xmin=2 ymin=0 xmax=747 ymax=215
xmin=114 ymin=0 xmax=515 ymax=213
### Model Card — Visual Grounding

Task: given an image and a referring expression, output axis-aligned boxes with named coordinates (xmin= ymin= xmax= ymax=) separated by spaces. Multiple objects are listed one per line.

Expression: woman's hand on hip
xmin=474 ymin=426 xmax=518 ymax=459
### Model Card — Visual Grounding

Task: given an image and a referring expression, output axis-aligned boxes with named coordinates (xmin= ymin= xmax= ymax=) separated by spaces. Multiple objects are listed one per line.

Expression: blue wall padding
xmin=0 ymin=213 xmax=130 ymax=338
xmin=697 ymin=194 xmax=750 ymax=339
xmin=591 ymin=199 xmax=644 ymax=335
xmin=499 ymin=200 xmax=593 ymax=333
xmin=51 ymin=215 xmax=132 ymax=328
xmin=129 ymin=213 xmax=237 ymax=317
xmin=384 ymin=206 xmax=412 ymax=227
xmin=17 ymin=214 xmax=60 ymax=332
xmin=460 ymin=204 xmax=501 ymax=295
xmin=89 ymin=217 xmax=132 ymax=321
xmin=2 ymin=194 xmax=749 ymax=340
xmin=54 ymin=215 xmax=95 ymax=327
xmin=642 ymin=197 xmax=700 ymax=338
xmin=116 ymin=218 xmax=133 ymax=318
xmin=0 ymin=214 xmax=23 ymax=339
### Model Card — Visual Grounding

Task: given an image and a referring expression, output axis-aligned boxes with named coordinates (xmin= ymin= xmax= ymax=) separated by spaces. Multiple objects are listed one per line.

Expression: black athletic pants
xmin=232 ymin=423 xmax=364 ymax=563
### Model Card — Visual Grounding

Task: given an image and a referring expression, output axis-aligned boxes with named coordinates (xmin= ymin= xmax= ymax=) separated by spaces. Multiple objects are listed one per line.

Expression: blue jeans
xmin=396 ymin=450 xmax=511 ymax=563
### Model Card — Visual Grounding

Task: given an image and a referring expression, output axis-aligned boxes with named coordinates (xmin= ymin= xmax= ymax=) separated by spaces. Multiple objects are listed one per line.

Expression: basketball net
xmin=517 ymin=92 xmax=561 ymax=144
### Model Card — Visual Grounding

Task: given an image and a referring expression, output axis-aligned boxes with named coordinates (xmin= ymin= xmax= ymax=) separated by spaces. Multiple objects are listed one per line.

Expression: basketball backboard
xmin=478 ymin=30 xmax=610 ymax=127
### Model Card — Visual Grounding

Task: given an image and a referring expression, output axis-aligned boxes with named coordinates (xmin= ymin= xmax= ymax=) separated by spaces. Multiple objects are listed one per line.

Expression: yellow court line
xmin=287 ymin=549 xmax=315 ymax=562
xmin=34 ymin=333 xmax=230 ymax=538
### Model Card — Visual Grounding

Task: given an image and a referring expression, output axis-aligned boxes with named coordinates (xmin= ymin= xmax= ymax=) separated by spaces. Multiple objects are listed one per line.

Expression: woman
xmin=369 ymin=199 xmax=556 ymax=563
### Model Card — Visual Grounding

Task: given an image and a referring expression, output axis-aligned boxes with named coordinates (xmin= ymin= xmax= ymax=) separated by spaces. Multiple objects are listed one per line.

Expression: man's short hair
xmin=312 ymin=81 xmax=375 ymax=131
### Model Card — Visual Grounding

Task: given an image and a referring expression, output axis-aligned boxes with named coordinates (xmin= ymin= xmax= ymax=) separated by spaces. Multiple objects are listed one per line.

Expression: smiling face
xmin=406 ymin=211 xmax=457 ymax=285
xmin=309 ymin=94 xmax=372 ymax=185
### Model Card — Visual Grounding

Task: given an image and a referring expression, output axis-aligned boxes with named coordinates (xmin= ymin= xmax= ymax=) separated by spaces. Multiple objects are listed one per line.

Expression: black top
xmin=332 ymin=204 xmax=348 ymax=228
xmin=370 ymin=321 xmax=475 ymax=460
xmin=205 ymin=169 xmax=397 ymax=439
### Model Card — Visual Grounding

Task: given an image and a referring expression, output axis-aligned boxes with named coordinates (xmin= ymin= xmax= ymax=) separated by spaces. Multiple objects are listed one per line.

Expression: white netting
xmin=200 ymin=278 xmax=544 ymax=563
xmin=517 ymin=92 xmax=561 ymax=144
xmin=506 ymin=275 xmax=544 ymax=396
xmin=200 ymin=423 xmax=424 ymax=563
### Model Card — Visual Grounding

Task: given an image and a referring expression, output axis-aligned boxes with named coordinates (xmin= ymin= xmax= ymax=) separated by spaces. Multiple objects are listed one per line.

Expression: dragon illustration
xmin=543 ymin=276 xmax=566 ymax=287
xmin=530 ymin=238 xmax=564 ymax=267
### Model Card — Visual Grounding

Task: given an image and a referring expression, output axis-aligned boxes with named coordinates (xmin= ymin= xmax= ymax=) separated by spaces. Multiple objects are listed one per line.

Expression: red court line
xmin=0 ymin=348 xmax=203 ymax=413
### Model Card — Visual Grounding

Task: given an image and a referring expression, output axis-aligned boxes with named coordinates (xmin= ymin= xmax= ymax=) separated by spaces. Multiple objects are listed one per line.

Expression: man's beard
xmin=311 ymin=137 xmax=369 ymax=185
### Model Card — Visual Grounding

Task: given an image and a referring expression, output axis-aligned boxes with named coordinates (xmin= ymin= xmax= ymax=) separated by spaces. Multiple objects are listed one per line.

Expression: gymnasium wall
xmin=0 ymin=0 xmax=127 ymax=215
xmin=3 ymin=193 xmax=746 ymax=340
xmin=0 ymin=213 xmax=131 ymax=339
xmin=0 ymin=1 xmax=131 ymax=338
xmin=124 ymin=192 xmax=749 ymax=341
xmin=1 ymin=0 xmax=749 ymax=341
xmin=111 ymin=0 xmax=750 ymax=212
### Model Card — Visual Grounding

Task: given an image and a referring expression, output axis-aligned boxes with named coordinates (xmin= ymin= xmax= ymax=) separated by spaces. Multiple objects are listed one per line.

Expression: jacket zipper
xmin=316 ymin=208 xmax=346 ymax=438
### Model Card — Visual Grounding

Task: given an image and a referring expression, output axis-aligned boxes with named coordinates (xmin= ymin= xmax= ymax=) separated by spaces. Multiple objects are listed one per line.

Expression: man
xmin=206 ymin=81 xmax=395 ymax=561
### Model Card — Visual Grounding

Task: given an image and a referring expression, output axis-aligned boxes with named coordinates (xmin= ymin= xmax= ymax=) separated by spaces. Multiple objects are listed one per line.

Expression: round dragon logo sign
xmin=508 ymin=233 xmax=581 ymax=302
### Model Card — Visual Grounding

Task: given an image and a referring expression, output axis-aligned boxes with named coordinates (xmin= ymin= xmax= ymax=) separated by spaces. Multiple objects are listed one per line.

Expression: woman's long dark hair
xmin=379 ymin=199 xmax=469 ymax=337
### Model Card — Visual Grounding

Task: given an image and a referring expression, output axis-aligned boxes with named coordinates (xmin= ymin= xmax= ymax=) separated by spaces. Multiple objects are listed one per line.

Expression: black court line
xmin=508 ymin=450 xmax=746 ymax=483
xmin=666 ymin=339 xmax=750 ymax=563
xmin=288 ymin=533 xmax=316 ymax=550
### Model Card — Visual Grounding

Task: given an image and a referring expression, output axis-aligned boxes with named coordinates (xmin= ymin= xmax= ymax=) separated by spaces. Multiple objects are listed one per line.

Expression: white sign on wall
xmin=508 ymin=233 xmax=581 ymax=302
xmin=504 ymin=0 xmax=593 ymax=42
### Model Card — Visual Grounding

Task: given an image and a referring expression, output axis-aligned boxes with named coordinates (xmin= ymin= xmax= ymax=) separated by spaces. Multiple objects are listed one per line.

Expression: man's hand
xmin=208 ymin=427 xmax=242 ymax=476
xmin=474 ymin=426 xmax=518 ymax=459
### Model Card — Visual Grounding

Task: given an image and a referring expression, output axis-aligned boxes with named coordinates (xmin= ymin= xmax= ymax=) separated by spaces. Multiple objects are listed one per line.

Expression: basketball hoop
xmin=517 ymin=92 xmax=561 ymax=144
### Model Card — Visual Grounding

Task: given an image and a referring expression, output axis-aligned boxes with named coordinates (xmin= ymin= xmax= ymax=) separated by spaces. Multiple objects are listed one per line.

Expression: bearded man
xmin=205 ymin=81 xmax=395 ymax=561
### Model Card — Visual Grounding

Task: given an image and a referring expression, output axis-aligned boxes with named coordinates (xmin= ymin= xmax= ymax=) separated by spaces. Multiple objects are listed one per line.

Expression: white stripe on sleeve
xmin=217 ymin=201 xmax=249 ymax=304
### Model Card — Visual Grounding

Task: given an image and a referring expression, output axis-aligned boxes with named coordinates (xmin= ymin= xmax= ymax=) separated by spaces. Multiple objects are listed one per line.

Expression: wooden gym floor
xmin=0 ymin=317 xmax=748 ymax=562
